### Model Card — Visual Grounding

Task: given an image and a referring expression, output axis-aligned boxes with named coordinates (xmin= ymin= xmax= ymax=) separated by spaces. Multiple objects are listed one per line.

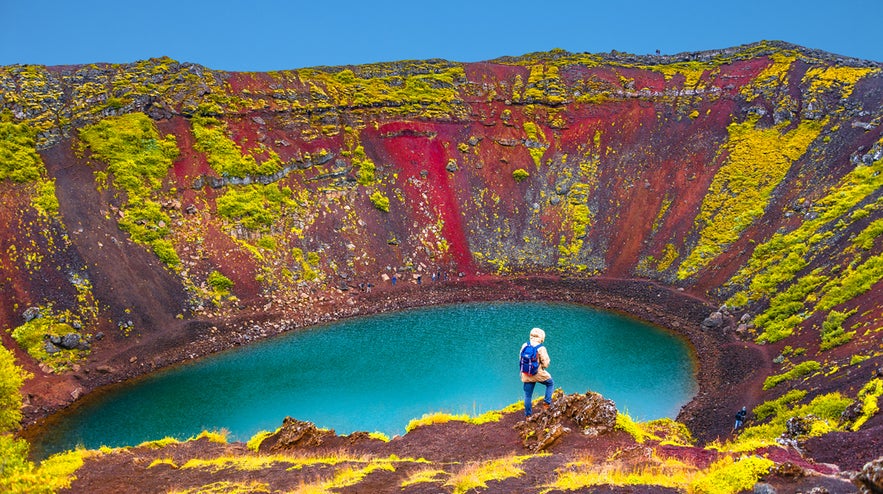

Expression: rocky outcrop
xmin=854 ymin=457 xmax=883 ymax=493
xmin=515 ymin=390 xmax=618 ymax=452
xmin=258 ymin=417 xmax=337 ymax=452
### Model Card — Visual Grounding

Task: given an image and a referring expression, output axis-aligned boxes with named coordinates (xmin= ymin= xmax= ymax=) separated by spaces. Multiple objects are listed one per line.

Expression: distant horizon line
xmin=2 ymin=40 xmax=881 ymax=72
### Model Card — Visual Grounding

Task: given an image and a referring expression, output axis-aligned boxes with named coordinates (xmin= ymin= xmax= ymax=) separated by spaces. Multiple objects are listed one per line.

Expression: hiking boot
xmin=542 ymin=401 xmax=551 ymax=409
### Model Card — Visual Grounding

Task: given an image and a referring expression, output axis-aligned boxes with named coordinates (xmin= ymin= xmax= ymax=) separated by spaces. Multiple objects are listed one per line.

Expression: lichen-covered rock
xmin=784 ymin=415 xmax=813 ymax=438
xmin=59 ymin=333 xmax=81 ymax=350
xmin=259 ymin=417 xmax=336 ymax=453
xmin=515 ymin=391 xmax=617 ymax=452
xmin=22 ymin=306 xmax=42 ymax=322
xmin=772 ymin=461 xmax=806 ymax=479
xmin=853 ymin=457 xmax=883 ymax=494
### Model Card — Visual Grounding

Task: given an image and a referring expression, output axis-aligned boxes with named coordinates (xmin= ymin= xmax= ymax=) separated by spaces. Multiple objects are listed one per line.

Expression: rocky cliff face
xmin=1 ymin=41 xmax=882 ymax=433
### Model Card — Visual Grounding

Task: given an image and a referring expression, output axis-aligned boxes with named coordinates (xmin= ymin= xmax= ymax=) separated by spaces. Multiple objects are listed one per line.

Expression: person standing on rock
xmin=520 ymin=327 xmax=554 ymax=416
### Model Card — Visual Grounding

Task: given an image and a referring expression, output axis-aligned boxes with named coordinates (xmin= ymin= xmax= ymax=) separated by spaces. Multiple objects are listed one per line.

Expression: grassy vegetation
xmin=246 ymin=430 xmax=275 ymax=452
xmin=0 ymin=436 xmax=87 ymax=494
xmin=763 ymin=360 xmax=821 ymax=390
xmin=615 ymin=413 xmax=694 ymax=446
xmin=752 ymin=389 xmax=807 ymax=421
xmin=749 ymin=271 xmax=828 ymax=343
xmin=0 ymin=344 xmax=85 ymax=492
xmin=369 ymin=190 xmax=390 ymax=212
xmin=802 ymin=65 xmax=878 ymax=100
xmin=404 ymin=405 xmax=519 ymax=433
xmin=731 ymin=154 xmax=883 ymax=302
xmin=191 ymin=116 xmax=282 ymax=178
xmin=548 ymin=452 xmax=772 ymax=494
xmin=851 ymin=378 xmax=882 ymax=431
xmin=817 ymin=252 xmax=883 ymax=311
xmin=216 ymin=183 xmax=296 ymax=231
xmin=512 ymin=168 xmax=530 ymax=182
xmin=852 ymin=217 xmax=883 ymax=250
xmin=8 ymin=302 xmax=97 ymax=371
xmin=711 ymin=392 xmax=851 ymax=453
xmin=0 ymin=113 xmax=60 ymax=217
xmin=0 ymin=346 xmax=31 ymax=432
xmin=819 ymin=309 xmax=857 ymax=351
xmin=523 ymin=64 xmax=566 ymax=105
xmin=678 ymin=116 xmax=824 ymax=279
xmin=79 ymin=112 xmax=180 ymax=266
xmin=726 ymin=150 xmax=883 ymax=343
xmin=177 ymin=452 xmax=426 ymax=494
xmin=690 ymin=456 xmax=775 ymax=494
xmin=0 ymin=113 xmax=44 ymax=183
xmin=168 ymin=480 xmax=271 ymax=494
xmin=446 ymin=455 xmax=530 ymax=494
xmin=295 ymin=63 xmax=465 ymax=118
xmin=401 ymin=468 xmax=448 ymax=487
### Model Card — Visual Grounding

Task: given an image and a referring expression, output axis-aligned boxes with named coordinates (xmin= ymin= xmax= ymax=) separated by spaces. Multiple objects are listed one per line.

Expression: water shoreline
xmin=19 ymin=276 xmax=750 ymax=447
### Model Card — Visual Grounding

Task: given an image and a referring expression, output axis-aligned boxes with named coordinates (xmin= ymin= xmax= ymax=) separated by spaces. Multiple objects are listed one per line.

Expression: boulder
xmin=840 ymin=400 xmax=864 ymax=425
xmin=753 ymin=482 xmax=777 ymax=494
xmin=701 ymin=311 xmax=724 ymax=330
xmin=784 ymin=415 xmax=812 ymax=438
xmin=22 ymin=306 xmax=42 ymax=322
xmin=44 ymin=341 xmax=60 ymax=355
xmin=59 ymin=333 xmax=81 ymax=350
xmin=853 ymin=457 xmax=883 ymax=493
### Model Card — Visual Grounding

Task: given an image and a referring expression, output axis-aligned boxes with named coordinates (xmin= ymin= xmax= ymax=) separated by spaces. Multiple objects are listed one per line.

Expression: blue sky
xmin=1 ymin=0 xmax=880 ymax=71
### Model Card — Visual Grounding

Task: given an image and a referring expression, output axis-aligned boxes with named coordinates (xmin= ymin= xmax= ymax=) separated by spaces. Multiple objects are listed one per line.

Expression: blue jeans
xmin=523 ymin=378 xmax=554 ymax=416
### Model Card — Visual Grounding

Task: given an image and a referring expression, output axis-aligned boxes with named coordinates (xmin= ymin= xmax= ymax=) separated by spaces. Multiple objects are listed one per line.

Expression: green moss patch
xmin=79 ymin=112 xmax=180 ymax=266
xmin=216 ymin=183 xmax=296 ymax=231
xmin=679 ymin=117 xmax=824 ymax=279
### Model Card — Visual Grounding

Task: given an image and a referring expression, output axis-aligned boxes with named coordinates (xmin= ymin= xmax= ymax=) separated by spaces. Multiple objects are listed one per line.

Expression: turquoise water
xmin=30 ymin=302 xmax=697 ymax=458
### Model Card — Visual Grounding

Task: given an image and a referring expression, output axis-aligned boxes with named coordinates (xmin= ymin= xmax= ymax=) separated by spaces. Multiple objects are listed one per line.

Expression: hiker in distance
xmin=733 ymin=406 xmax=748 ymax=433
xmin=520 ymin=327 xmax=554 ymax=416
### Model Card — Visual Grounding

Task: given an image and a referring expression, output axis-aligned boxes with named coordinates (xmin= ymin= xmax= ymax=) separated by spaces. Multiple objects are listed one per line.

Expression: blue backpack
xmin=519 ymin=343 xmax=543 ymax=375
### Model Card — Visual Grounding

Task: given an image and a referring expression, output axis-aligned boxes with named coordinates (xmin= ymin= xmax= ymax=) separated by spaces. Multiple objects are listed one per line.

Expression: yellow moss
xmin=401 ymin=468 xmax=448 ymax=487
xmin=727 ymin=155 xmax=883 ymax=306
xmin=803 ymin=66 xmax=878 ymax=100
xmin=524 ymin=64 xmax=566 ymax=104
xmin=446 ymin=455 xmax=531 ymax=494
xmin=678 ymin=117 xmax=825 ymax=278
xmin=742 ymin=52 xmax=797 ymax=100
xmin=405 ymin=406 xmax=510 ymax=432
xmin=549 ymin=454 xmax=696 ymax=492
xmin=168 ymin=481 xmax=271 ymax=494
xmin=523 ymin=121 xmax=548 ymax=168
xmin=690 ymin=456 xmax=775 ymax=494
xmin=190 ymin=430 xmax=228 ymax=444
xmin=851 ymin=378 xmax=882 ymax=431
xmin=341 ymin=463 xmax=396 ymax=485
xmin=650 ymin=61 xmax=713 ymax=88
xmin=656 ymin=243 xmax=679 ymax=272
xmin=137 ymin=436 xmax=180 ymax=449
xmin=147 ymin=457 xmax=179 ymax=469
